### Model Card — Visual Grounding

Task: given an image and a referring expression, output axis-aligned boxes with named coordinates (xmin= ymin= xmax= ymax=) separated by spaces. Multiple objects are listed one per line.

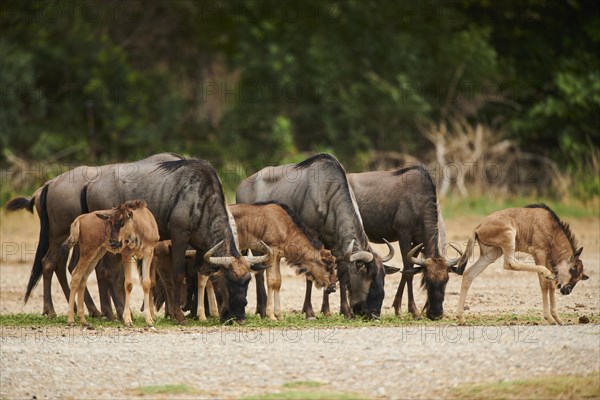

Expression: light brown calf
xmin=63 ymin=200 xmax=159 ymax=328
xmin=456 ymin=204 xmax=588 ymax=325
xmin=201 ymin=202 xmax=337 ymax=321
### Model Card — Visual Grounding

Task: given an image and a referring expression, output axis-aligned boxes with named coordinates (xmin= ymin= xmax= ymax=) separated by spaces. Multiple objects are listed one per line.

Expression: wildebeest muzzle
xmin=108 ymin=239 xmax=122 ymax=249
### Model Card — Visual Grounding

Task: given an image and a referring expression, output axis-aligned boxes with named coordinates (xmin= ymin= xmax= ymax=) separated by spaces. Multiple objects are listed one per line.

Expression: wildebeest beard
xmin=218 ymin=268 xmax=251 ymax=324
xmin=421 ymin=273 xmax=448 ymax=320
xmin=343 ymin=259 xmax=385 ymax=319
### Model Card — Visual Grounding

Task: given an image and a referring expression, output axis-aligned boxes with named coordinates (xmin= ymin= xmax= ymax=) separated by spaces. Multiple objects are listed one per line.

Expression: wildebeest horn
xmin=245 ymin=241 xmax=272 ymax=265
xmin=344 ymin=239 xmax=374 ymax=263
xmin=203 ymin=240 xmax=235 ymax=266
xmin=447 ymin=243 xmax=463 ymax=267
xmin=381 ymin=239 xmax=395 ymax=262
xmin=408 ymin=243 xmax=426 ymax=267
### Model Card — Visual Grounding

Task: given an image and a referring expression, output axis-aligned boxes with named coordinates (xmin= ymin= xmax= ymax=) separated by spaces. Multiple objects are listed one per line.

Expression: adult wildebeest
xmin=347 ymin=165 xmax=462 ymax=320
xmin=5 ymin=153 xmax=180 ymax=319
xmin=7 ymin=154 xmax=271 ymax=324
xmin=63 ymin=200 xmax=159 ymax=328
xmin=236 ymin=153 xmax=398 ymax=319
xmin=456 ymin=204 xmax=589 ymax=325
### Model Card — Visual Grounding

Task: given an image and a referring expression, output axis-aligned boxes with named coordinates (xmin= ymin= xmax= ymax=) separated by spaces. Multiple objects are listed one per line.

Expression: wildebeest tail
xmin=24 ymin=184 xmax=49 ymax=303
xmin=5 ymin=195 xmax=35 ymax=213
xmin=61 ymin=218 xmax=80 ymax=257
xmin=456 ymin=232 xmax=475 ymax=275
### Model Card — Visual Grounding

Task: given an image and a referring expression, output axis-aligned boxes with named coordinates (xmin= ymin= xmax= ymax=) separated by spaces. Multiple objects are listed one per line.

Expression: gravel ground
xmin=1 ymin=214 xmax=599 ymax=399
xmin=2 ymin=325 xmax=599 ymax=399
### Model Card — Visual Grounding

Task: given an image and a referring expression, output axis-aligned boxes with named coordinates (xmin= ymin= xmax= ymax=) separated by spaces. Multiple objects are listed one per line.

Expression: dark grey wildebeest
xmin=6 ymin=153 xmax=181 ymax=319
xmin=236 ymin=153 xmax=399 ymax=319
xmin=7 ymin=154 xmax=270 ymax=324
xmin=348 ymin=165 xmax=462 ymax=320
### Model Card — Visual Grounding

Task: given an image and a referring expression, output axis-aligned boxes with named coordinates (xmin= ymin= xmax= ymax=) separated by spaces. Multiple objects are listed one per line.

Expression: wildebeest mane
xmin=119 ymin=199 xmax=148 ymax=210
xmin=253 ymin=201 xmax=323 ymax=249
xmin=525 ymin=203 xmax=578 ymax=253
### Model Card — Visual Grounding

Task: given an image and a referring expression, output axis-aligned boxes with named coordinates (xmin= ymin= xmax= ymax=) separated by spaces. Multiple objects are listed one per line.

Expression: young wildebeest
xmin=63 ymin=200 xmax=159 ymax=328
xmin=348 ymin=165 xmax=462 ymax=320
xmin=214 ymin=202 xmax=336 ymax=320
xmin=237 ymin=153 xmax=398 ymax=319
xmin=456 ymin=204 xmax=589 ymax=325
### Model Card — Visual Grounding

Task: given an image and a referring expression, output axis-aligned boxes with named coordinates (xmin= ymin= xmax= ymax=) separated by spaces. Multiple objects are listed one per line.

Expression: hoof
xmin=84 ymin=324 xmax=95 ymax=330
xmin=306 ymin=316 xmax=316 ymax=321
xmin=46 ymin=312 xmax=57 ymax=319
xmin=147 ymin=325 xmax=157 ymax=331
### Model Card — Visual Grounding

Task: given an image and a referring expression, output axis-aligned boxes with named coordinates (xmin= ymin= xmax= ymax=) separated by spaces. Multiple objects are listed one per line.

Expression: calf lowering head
xmin=405 ymin=243 xmax=462 ymax=320
xmin=557 ymin=247 xmax=589 ymax=295
xmin=345 ymin=239 xmax=398 ymax=319
xmin=204 ymin=240 xmax=271 ymax=323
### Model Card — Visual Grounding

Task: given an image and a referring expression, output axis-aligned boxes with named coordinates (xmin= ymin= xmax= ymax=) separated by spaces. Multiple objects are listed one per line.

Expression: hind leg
xmin=41 ymin=244 xmax=62 ymax=318
xmin=457 ymin=244 xmax=501 ymax=325
xmin=393 ymin=237 xmax=420 ymax=318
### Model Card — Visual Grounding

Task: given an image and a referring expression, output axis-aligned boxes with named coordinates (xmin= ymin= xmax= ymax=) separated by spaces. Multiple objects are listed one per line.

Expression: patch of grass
xmin=448 ymin=373 xmax=600 ymax=399
xmin=442 ymin=195 xmax=599 ymax=219
xmin=1 ymin=310 xmax=598 ymax=330
xmin=244 ymin=381 xmax=365 ymax=400
xmin=131 ymin=384 xmax=198 ymax=396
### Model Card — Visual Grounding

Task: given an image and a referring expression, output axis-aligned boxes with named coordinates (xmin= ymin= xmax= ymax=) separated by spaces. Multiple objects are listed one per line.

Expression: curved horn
xmin=343 ymin=239 xmax=356 ymax=263
xmin=343 ymin=239 xmax=374 ymax=263
xmin=381 ymin=239 xmax=395 ymax=262
xmin=408 ymin=243 xmax=426 ymax=267
xmin=203 ymin=240 xmax=235 ymax=266
xmin=446 ymin=243 xmax=463 ymax=267
xmin=245 ymin=241 xmax=272 ymax=265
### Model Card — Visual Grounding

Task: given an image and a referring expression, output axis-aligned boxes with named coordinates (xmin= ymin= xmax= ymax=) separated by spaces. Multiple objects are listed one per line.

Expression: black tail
xmin=24 ymin=184 xmax=49 ymax=303
xmin=5 ymin=196 xmax=35 ymax=213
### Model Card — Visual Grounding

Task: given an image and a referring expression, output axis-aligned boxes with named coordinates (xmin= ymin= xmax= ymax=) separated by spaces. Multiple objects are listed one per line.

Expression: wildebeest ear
xmin=449 ymin=266 xmax=460 ymax=274
xmin=96 ymin=213 xmax=110 ymax=220
xmin=250 ymin=263 xmax=269 ymax=272
xmin=384 ymin=265 xmax=401 ymax=274
xmin=582 ymin=274 xmax=589 ymax=281
xmin=127 ymin=210 xmax=133 ymax=219
xmin=574 ymin=247 xmax=583 ymax=258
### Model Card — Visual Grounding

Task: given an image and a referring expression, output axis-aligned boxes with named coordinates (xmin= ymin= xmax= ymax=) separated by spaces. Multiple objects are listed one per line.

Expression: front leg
xmin=141 ymin=251 xmax=155 ymax=327
xmin=122 ymin=256 xmax=135 ymax=327
xmin=548 ymin=280 xmax=562 ymax=325
xmin=321 ymin=292 xmax=331 ymax=317
xmin=302 ymin=279 xmax=315 ymax=319
xmin=339 ymin=281 xmax=352 ymax=318
xmin=169 ymin=240 xmax=189 ymax=325
xmin=197 ymin=273 xmax=209 ymax=321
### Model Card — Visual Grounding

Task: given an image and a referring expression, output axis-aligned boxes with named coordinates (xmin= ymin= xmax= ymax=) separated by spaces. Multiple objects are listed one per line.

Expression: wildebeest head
xmin=203 ymin=240 xmax=270 ymax=323
xmin=557 ymin=247 xmax=588 ymax=295
xmin=97 ymin=200 xmax=147 ymax=250
xmin=404 ymin=243 xmax=462 ymax=320
xmin=304 ymin=247 xmax=337 ymax=294
xmin=345 ymin=239 xmax=399 ymax=319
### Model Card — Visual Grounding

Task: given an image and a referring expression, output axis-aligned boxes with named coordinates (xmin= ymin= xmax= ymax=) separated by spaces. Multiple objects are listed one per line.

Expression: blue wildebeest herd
xmin=5 ymin=153 xmax=589 ymax=328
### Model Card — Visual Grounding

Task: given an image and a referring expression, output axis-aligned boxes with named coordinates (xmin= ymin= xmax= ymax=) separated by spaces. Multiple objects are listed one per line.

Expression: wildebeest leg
xmin=197 ymin=273 xmax=210 ymax=321
xmin=41 ymin=244 xmax=62 ymax=318
xmin=266 ymin=257 xmax=283 ymax=320
xmin=94 ymin=257 xmax=114 ymax=320
xmin=254 ymin=270 xmax=267 ymax=318
xmin=67 ymin=245 xmax=102 ymax=318
xmin=107 ymin=255 xmax=125 ymax=319
xmin=457 ymin=244 xmax=501 ymax=325
xmin=548 ymin=280 xmax=562 ymax=325
xmin=122 ymin=256 xmax=135 ymax=327
xmin=302 ymin=279 xmax=316 ymax=319
xmin=501 ymin=232 xmax=554 ymax=279
xmin=537 ymin=274 xmax=554 ymax=324
xmin=393 ymin=237 xmax=419 ymax=318
xmin=321 ymin=291 xmax=331 ymax=317
xmin=170 ymin=240 xmax=188 ymax=325
xmin=149 ymin=259 xmax=156 ymax=320
xmin=141 ymin=251 xmax=155 ymax=327
xmin=339 ymin=282 xmax=352 ymax=318
xmin=207 ymin=280 xmax=219 ymax=318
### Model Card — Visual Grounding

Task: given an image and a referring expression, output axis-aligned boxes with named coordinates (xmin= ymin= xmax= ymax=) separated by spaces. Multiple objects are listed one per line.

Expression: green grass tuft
xmin=448 ymin=373 xmax=600 ymax=399
xmin=131 ymin=384 xmax=198 ymax=396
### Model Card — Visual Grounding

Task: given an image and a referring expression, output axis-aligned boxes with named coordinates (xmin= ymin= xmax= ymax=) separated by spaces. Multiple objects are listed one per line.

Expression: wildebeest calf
xmin=63 ymin=200 xmax=159 ymax=328
xmin=456 ymin=204 xmax=589 ymax=325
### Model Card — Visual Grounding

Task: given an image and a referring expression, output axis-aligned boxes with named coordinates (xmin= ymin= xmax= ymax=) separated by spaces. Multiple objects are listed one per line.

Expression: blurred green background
xmin=1 ymin=0 xmax=598 ymax=211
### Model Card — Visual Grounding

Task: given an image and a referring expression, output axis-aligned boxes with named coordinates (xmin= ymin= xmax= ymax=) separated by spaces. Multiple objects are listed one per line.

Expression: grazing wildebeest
xmin=63 ymin=200 xmax=159 ymax=328
xmin=5 ymin=153 xmax=181 ymax=319
xmin=220 ymin=202 xmax=337 ymax=320
xmin=236 ymin=153 xmax=398 ymax=319
xmin=456 ymin=203 xmax=589 ymax=325
xmin=82 ymin=157 xmax=271 ymax=324
xmin=348 ymin=165 xmax=462 ymax=320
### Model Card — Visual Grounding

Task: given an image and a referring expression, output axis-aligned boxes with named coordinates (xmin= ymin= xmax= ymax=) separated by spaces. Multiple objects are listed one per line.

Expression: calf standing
xmin=63 ymin=200 xmax=159 ymax=328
